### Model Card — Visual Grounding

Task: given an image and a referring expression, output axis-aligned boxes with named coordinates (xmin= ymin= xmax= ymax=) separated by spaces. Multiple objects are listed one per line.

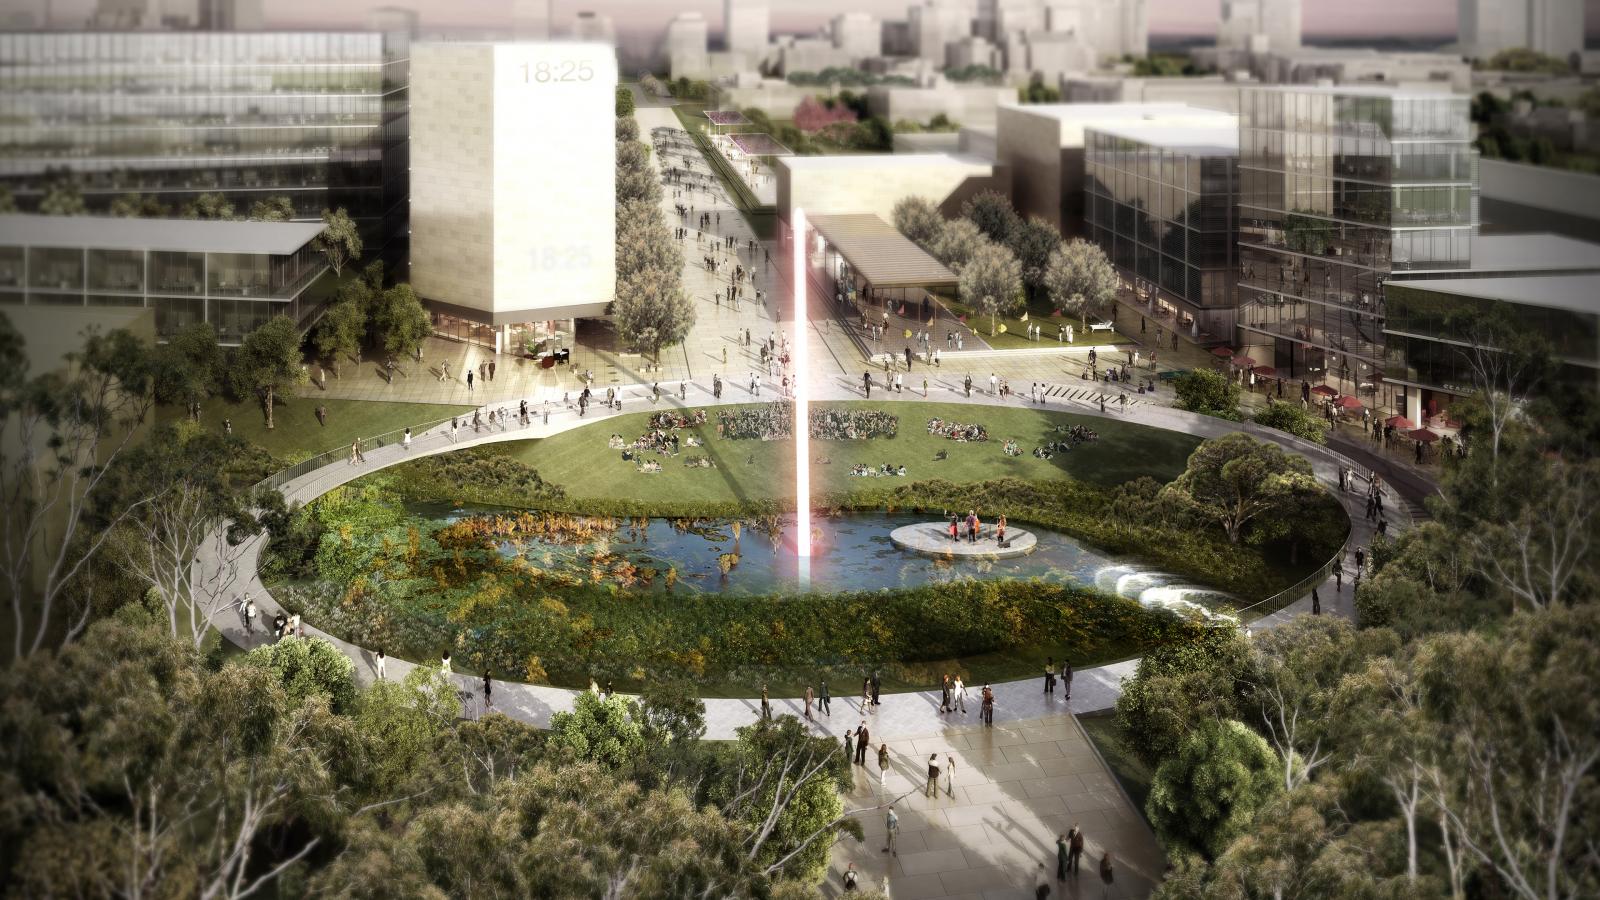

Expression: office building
xmin=0 ymin=29 xmax=412 ymax=273
xmin=664 ymin=12 xmax=710 ymax=79
xmin=725 ymin=0 xmax=770 ymax=58
xmin=1085 ymin=121 xmax=1240 ymax=339
xmin=408 ymin=41 xmax=616 ymax=352
xmin=867 ymin=80 xmax=1014 ymax=128
xmin=199 ymin=0 xmax=262 ymax=31
xmin=91 ymin=0 xmax=191 ymax=29
xmin=778 ymin=153 xmax=1001 ymax=227
xmin=2 ymin=0 xmax=50 ymax=29
xmin=1218 ymin=0 xmax=1300 ymax=53
xmin=1235 ymin=85 xmax=1475 ymax=413
xmin=1459 ymin=0 xmax=1585 ymax=63
xmin=996 ymin=102 xmax=1236 ymax=236
xmin=909 ymin=0 xmax=974 ymax=64
xmin=571 ymin=11 xmax=615 ymax=42
xmin=0 ymin=213 xmax=329 ymax=343
xmin=832 ymin=12 xmax=881 ymax=60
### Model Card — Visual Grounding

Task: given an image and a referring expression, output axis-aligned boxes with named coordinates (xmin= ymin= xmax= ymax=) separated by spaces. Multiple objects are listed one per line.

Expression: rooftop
xmin=1003 ymin=102 xmax=1228 ymax=123
xmin=1466 ymin=233 xmax=1600 ymax=274
xmin=1391 ymin=273 xmax=1600 ymax=316
xmin=779 ymin=152 xmax=993 ymax=171
xmin=0 ymin=214 xmax=326 ymax=256
xmin=1088 ymin=122 xmax=1239 ymax=156
xmin=1246 ymin=83 xmax=1466 ymax=101
xmin=806 ymin=213 xmax=957 ymax=288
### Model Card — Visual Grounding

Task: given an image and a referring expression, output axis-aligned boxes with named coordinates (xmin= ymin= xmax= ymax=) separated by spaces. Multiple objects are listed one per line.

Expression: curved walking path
xmin=199 ymin=372 xmax=1401 ymax=742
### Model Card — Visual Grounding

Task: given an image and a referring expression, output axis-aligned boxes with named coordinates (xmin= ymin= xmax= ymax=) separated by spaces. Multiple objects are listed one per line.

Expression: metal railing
xmin=258 ymin=413 xmax=470 ymax=492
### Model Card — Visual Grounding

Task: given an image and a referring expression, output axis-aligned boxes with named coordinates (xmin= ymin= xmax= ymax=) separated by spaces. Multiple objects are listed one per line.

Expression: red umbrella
xmin=1385 ymin=414 xmax=1414 ymax=429
xmin=1337 ymin=396 xmax=1363 ymax=409
xmin=1310 ymin=385 xmax=1338 ymax=398
xmin=1230 ymin=355 xmax=1257 ymax=367
xmin=1211 ymin=346 xmax=1235 ymax=358
xmin=1251 ymin=365 xmax=1278 ymax=378
xmin=1408 ymin=428 xmax=1440 ymax=443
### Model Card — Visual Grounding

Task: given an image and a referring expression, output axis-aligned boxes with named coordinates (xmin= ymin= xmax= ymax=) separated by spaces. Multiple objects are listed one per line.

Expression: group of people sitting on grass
xmin=1002 ymin=439 xmax=1021 ymax=457
xmin=1032 ymin=423 xmax=1100 ymax=459
xmin=927 ymin=418 xmax=989 ymax=442
xmin=617 ymin=428 xmax=683 ymax=462
xmin=649 ymin=409 xmax=708 ymax=431
xmin=716 ymin=403 xmax=901 ymax=442
xmin=850 ymin=463 xmax=908 ymax=477
xmin=809 ymin=407 xmax=898 ymax=440
xmin=683 ymin=456 xmax=714 ymax=469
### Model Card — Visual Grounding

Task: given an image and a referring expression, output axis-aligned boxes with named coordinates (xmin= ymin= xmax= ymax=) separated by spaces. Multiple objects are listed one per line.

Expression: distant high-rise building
xmin=572 ymin=11 xmax=614 ymax=42
xmin=832 ymin=12 xmax=881 ymax=59
xmin=909 ymin=0 xmax=974 ymax=65
xmin=725 ymin=0 xmax=769 ymax=57
xmin=1219 ymin=0 xmax=1300 ymax=53
xmin=1459 ymin=0 xmax=1584 ymax=63
xmin=1 ymin=0 xmax=50 ymax=29
xmin=198 ymin=0 xmax=261 ymax=31
xmin=664 ymin=12 xmax=710 ymax=79
xmin=91 ymin=0 xmax=193 ymax=29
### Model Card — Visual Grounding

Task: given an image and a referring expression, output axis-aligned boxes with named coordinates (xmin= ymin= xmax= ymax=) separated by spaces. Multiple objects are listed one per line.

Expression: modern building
xmin=1234 ymin=85 xmax=1476 ymax=413
xmin=199 ymin=0 xmax=263 ymax=31
xmin=0 ymin=0 xmax=49 ymax=29
xmin=0 ymin=29 xmax=413 ymax=274
xmin=91 ymin=0 xmax=190 ymax=29
xmin=831 ymin=13 xmax=882 ymax=60
xmin=571 ymin=12 xmax=616 ymax=42
xmin=1478 ymin=158 xmax=1600 ymax=244
xmin=1218 ymin=0 xmax=1301 ymax=54
xmin=909 ymin=0 xmax=975 ymax=65
xmin=664 ymin=12 xmax=710 ymax=79
xmin=1252 ymin=48 xmax=1471 ymax=94
xmin=1061 ymin=75 xmax=1249 ymax=113
xmin=408 ymin=41 xmax=617 ymax=352
xmin=866 ymin=80 xmax=1014 ymax=128
xmin=776 ymin=152 xmax=1002 ymax=227
xmin=995 ymin=102 xmax=1236 ymax=237
xmin=725 ymin=0 xmax=770 ymax=59
xmin=0 ymin=213 xmax=330 ymax=344
xmin=1085 ymin=121 xmax=1241 ymax=340
xmin=1459 ymin=0 xmax=1585 ymax=64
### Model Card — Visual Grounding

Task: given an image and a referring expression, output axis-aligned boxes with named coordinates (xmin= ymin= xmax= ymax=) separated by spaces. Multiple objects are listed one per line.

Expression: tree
xmin=615 ymin=84 xmax=635 ymax=118
xmin=616 ymin=114 xmax=640 ymax=143
xmin=1146 ymin=718 xmax=1282 ymax=860
xmin=233 ymin=315 xmax=306 ymax=430
xmin=1044 ymin=239 xmax=1119 ymax=324
xmin=0 ymin=319 xmax=156 ymax=663
xmin=1253 ymin=399 xmax=1328 ymax=443
xmin=616 ymin=140 xmax=660 ymax=206
xmin=150 ymin=320 xmax=222 ymax=420
xmin=1008 ymin=217 xmax=1059 ymax=298
xmin=38 ymin=179 xmax=86 ymax=216
xmin=1116 ymin=623 xmax=1250 ymax=765
xmin=892 ymin=196 xmax=945 ymax=251
xmin=1164 ymin=433 xmax=1316 ymax=544
xmin=244 ymin=634 xmax=358 ymax=713
xmin=248 ymin=195 xmax=296 ymax=222
xmin=314 ymin=296 xmax=366 ymax=378
xmin=1173 ymin=368 xmax=1242 ymax=420
xmin=357 ymin=666 xmax=461 ymax=795
xmin=315 ymin=208 xmax=363 ymax=277
xmin=612 ymin=259 xmax=695 ymax=362
xmin=372 ymin=283 xmax=432 ymax=361
xmin=960 ymin=190 xmax=1020 ymax=246
xmin=932 ymin=218 xmax=986 ymax=273
xmin=548 ymin=690 xmax=646 ymax=770
xmin=110 ymin=192 xmax=169 ymax=218
xmin=180 ymin=191 xmax=237 ymax=221
xmin=958 ymin=241 xmax=1024 ymax=335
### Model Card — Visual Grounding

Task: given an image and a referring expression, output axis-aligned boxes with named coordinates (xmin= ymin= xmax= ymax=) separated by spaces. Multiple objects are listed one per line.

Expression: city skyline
xmin=34 ymin=0 xmax=1600 ymax=39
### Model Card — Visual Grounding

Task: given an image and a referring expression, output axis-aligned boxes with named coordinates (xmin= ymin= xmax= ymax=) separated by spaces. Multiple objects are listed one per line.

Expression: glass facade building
xmin=0 ymin=213 xmax=330 ymax=344
xmin=1085 ymin=122 xmax=1240 ymax=340
xmin=0 ymin=29 xmax=411 ymax=273
xmin=1235 ymin=85 xmax=1475 ymax=410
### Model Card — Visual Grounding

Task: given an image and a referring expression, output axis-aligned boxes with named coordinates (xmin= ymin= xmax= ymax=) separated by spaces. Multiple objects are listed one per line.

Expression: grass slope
xmin=157 ymin=397 xmax=475 ymax=461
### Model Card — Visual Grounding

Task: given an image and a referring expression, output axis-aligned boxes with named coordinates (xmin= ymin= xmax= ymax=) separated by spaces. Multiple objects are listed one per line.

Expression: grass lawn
xmin=156 ymin=397 xmax=475 ymax=461
xmin=937 ymin=292 xmax=1134 ymax=351
xmin=1078 ymin=712 xmax=1156 ymax=816
xmin=498 ymin=400 xmax=1199 ymax=507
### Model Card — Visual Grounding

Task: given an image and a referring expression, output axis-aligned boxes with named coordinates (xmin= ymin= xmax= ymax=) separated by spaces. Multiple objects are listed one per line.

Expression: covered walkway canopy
xmin=806 ymin=213 xmax=957 ymax=289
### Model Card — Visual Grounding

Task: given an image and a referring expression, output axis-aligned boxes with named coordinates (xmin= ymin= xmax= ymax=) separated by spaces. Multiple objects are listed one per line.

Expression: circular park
xmin=260 ymin=400 xmax=1349 ymax=697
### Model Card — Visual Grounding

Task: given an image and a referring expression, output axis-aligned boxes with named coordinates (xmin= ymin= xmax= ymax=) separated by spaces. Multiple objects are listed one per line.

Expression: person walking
xmin=466 ymin=370 xmax=474 ymax=392
xmin=1333 ymin=562 xmax=1344 ymax=592
xmin=488 ymin=359 xmax=496 ymax=381
xmin=1099 ymin=852 xmax=1115 ymax=899
xmin=945 ymin=753 xmax=956 ymax=797
xmin=877 ymin=742 xmax=890 ymax=789
xmin=401 ymin=427 xmax=412 ymax=451
xmin=240 ymin=595 xmax=256 ymax=633
xmin=819 ymin=679 xmax=831 ymax=716
xmin=1062 ymin=660 xmax=1073 ymax=701
xmin=315 ymin=405 xmax=327 ymax=427
xmin=1057 ymin=834 xmax=1070 ymax=882
xmin=844 ymin=729 xmax=854 ymax=764
xmin=883 ymin=804 xmax=899 ymax=856
xmin=953 ymin=674 xmax=967 ymax=713
xmin=855 ymin=723 xmax=870 ymax=765
xmin=989 ymin=372 xmax=998 ymax=396
xmin=981 ymin=684 xmax=994 ymax=726
xmin=1067 ymin=824 xmax=1085 ymax=874
xmin=804 ymin=685 xmax=814 ymax=720
xmin=760 ymin=683 xmax=772 ymax=720
xmin=375 ymin=647 xmax=386 ymax=681
xmin=348 ymin=439 xmax=359 ymax=466
xmin=1044 ymin=656 xmax=1056 ymax=694
xmin=871 ymin=670 xmax=881 ymax=707
xmin=440 ymin=650 xmax=452 ymax=675
xmin=925 ymin=754 xmax=940 ymax=797
xmin=482 ymin=671 xmax=493 ymax=709
xmin=1312 ymin=587 xmax=1322 ymax=615
xmin=439 ymin=359 xmax=449 ymax=383
xmin=272 ymin=611 xmax=287 ymax=641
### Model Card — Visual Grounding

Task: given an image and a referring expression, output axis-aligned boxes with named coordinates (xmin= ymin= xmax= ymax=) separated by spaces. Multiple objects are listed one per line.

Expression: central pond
xmin=412 ymin=504 xmax=1235 ymax=616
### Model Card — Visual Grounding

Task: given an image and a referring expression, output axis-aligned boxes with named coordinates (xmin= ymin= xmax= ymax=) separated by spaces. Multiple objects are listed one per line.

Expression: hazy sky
xmin=40 ymin=0 xmax=1600 ymax=38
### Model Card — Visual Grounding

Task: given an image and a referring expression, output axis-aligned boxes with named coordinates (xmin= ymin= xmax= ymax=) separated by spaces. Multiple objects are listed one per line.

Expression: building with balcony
xmin=0 ymin=213 xmax=330 ymax=345
xmin=1085 ymin=121 xmax=1240 ymax=341
xmin=1234 ymin=85 xmax=1475 ymax=414
xmin=0 ymin=28 xmax=412 ymax=273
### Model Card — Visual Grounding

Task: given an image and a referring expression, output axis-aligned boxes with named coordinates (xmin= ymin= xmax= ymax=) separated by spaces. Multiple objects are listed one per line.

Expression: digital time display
xmin=518 ymin=59 xmax=596 ymax=83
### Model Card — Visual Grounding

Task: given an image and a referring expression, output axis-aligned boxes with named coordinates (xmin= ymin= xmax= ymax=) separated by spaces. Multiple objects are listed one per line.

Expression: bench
xmin=1089 ymin=320 xmax=1115 ymax=333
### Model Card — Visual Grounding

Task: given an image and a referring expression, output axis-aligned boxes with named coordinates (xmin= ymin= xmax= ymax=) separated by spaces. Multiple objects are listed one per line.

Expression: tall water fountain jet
xmin=792 ymin=208 xmax=812 ymax=585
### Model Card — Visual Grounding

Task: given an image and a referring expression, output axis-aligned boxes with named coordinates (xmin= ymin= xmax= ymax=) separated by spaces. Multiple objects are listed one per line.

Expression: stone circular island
xmin=888 ymin=521 xmax=1038 ymax=559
